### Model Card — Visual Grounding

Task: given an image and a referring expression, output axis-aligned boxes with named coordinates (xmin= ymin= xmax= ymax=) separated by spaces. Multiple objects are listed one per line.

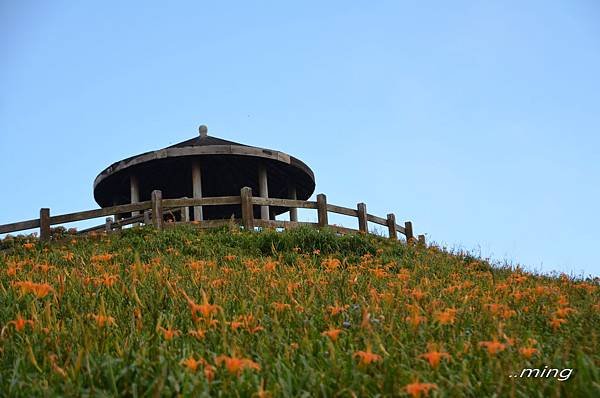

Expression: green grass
xmin=0 ymin=225 xmax=598 ymax=397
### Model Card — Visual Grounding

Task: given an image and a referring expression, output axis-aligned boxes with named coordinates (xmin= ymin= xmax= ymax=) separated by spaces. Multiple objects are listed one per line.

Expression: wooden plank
xmin=151 ymin=190 xmax=163 ymax=230
xmin=317 ymin=194 xmax=328 ymax=228
xmin=326 ymin=204 xmax=358 ymax=217
xmin=366 ymin=213 xmax=388 ymax=227
xmin=114 ymin=214 xmax=145 ymax=228
xmin=162 ymin=196 xmax=242 ymax=208
xmin=251 ymin=197 xmax=317 ymax=209
xmin=395 ymin=223 xmax=407 ymax=235
xmin=240 ymin=187 xmax=254 ymax=230
xmin=357 ymin=203 xmax=368 ymax=233
xmin=77 ymin=223 xmax=106 ymax=234
xmin=0 ymin=218 xmax=40 ymax=234
xmin=49 ymin=201 xmax=152 ymax=225
xmin=387 ymin=213 xmax=397 ymax=240
xmin=40 ymin=208 xmax=50 ymax=242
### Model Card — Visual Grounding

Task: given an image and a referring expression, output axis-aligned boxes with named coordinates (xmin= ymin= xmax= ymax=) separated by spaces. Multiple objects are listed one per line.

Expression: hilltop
xmin=1 ymin=226 xmax=598 ymax=397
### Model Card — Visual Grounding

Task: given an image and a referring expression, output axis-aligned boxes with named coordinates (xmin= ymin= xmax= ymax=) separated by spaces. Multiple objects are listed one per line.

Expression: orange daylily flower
xmin=88 ymin=313 xmax=116 ymax=327
xmin=418 ymin=350 xmax=451 ymax=368
xmin=215 ymin=355 xmax=261 ymax=375
xmin=181 ymin=289 xmax=221 ymax=320
xmin=157 ymin=326 xmax=180 ymax=340
xmin=404 ymin=382 xmax=438 ymax=398
xmin=8 ymin=315 xmax=35 ymax=332
xmin=328 ymin=304 xmax=349 ymax=316
xmin=188 ymin=329 xmax=207 ymax=340
xmin=321 ymin=328 xmax=342 ymax=342
xmin=321 ymin=258 xmax=341 ymax=272
xmin=434 ymin=308 xmax=457 ymax=325
xmin=223 ymin=254 xmax=237 ymax=261
xmin=549 ymin=317 xmax=567 ymax=330
xmin=272 ymin=302 xmax=291 ymax=312
xmin=91 ymin=253 xmax=114 ymax=262
xmin=23 ymin=242 xmax=35 ymax=250
xmin=405 ymin=312 xmax=427 ymax=328
xmin=12 ymin=281 xmax=54 ymax=298
xmin=519 ymin=347 xmax=538 ymax=359
xmin=478 ymin=340 xmax=506 ymax=355
xmin=181 ymin=356 xmax=203 ymax=372
xmin=554 ymin=307 xmax=576 ymax=318
xmin=354 ymin=348 xmax=382 ymax=366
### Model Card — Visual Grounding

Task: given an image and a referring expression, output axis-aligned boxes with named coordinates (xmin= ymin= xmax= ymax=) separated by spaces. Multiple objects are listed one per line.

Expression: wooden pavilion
xmin=93 ymin=125 xmax=316 ymax=222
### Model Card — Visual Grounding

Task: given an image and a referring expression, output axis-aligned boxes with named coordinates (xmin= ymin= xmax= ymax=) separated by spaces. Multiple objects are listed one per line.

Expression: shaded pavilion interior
xmin=93 ymin=126 xmax=316 ymax=221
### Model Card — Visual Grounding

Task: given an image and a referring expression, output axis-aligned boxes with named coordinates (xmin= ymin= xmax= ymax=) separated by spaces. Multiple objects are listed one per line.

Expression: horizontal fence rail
xmin=0 ymin=187 xmax=426 ymax=245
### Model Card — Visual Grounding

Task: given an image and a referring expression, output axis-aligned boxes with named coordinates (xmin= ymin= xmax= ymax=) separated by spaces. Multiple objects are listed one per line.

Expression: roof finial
xmin=199 ymin=125 xmax=208 ymax=138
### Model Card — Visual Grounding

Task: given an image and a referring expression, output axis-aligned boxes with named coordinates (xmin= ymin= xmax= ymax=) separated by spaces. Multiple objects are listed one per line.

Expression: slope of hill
xmin=1 ymin=226 xmax=598 ymax=397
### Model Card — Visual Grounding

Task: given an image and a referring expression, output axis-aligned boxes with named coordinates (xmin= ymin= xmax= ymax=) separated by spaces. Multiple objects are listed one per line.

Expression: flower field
xmin=1 ymin=225 xmax=599 ymax=397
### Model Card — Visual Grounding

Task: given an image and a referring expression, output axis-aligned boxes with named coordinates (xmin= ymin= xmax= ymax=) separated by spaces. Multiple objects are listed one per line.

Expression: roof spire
xmin=199 ymin=125 xmax=208 ymax=138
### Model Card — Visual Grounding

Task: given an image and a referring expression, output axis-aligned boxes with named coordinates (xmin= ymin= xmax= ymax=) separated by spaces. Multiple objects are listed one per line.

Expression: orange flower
xmin=554 ymin=307 xmax=576 ymax=318
xmin=91 ymin=253 xmax=114 ymax=262
xmin=223 ymin=254 xmax=237 ymax=262
xmin=354 ymin=348 xmax=382 ymax=366
xmin=519 ymin=347 xmax=538 ymax=359
xmin=327 ymin=304 xmax=349 ymax=316
xmin=158 ymin=326 xmax=180 ymax=340
xmin=88 ymin=313 xmax=116 ymax=327
xmin=272 ymin=302 xmax=291 ymax=312
xmin=321 ymin=328 xmax=342 ymax=342
xmin=181 ymin=356 xmax=202 ymax=372
xmin=434 ymin=308 xmax=456 ymax=325
xmin=549 ymin=317 xmax=567 ymax=330
xmin=478 ymin=340 xmax=506 ymax=355
xmin=8 ymin=315 xmax=35 ymax=332
xmin=181 ymin=289 xmax=221 ymax=320
xmin=215 ymin=355 xmax=260 ymax=375
xmin=12 ymin=281 xmax=54 ymax=298
xmin=404 ymin=382 xmax=438 ymax=398
xmin=188 ymin=329 xmax=206 ymax=340
xmin=23 ymin=242 xmax=35 ymax=249
xmin=263 ymin=260 xmax=278 ymax=272
xmin=418 ymin=351 xmax=451 ymax=368
xmin=321 ymin=258 xmax=341 ymax=271
xmin=405 ymin=312 xmax=427 ymax=328
xmin=63 ymin=252 xmax=74 ymax=261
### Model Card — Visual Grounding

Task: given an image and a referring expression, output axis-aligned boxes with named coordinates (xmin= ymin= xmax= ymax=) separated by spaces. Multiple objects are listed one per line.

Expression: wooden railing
xmin=0 ymin=187 xmax=426 ymax=244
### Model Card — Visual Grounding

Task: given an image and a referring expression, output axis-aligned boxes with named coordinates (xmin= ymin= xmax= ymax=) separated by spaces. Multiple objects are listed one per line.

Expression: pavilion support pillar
xmin=130 ymin=174 xmax=140 ymax=226
xmin=288 ymin=184 xmax=298 ymax=222
xmin=191 ymin=160 xmax=203 ymax=221
xmin=258 ymin=164 xmax=269 ymax=221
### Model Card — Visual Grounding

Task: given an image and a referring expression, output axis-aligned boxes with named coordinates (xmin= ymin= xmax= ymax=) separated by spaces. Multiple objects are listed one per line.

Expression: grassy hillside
xmin=0 ymin=225 xmax=598 ymax=397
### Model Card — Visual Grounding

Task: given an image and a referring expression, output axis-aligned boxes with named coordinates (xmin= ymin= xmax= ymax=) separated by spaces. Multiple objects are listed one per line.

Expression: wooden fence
xmin=0 ymin=187 xmax=425 ymax=245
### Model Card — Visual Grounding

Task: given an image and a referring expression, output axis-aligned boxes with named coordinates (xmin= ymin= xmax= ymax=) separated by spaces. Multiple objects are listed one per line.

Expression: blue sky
xmin=1 ymin=1 xmax=599 ymax=276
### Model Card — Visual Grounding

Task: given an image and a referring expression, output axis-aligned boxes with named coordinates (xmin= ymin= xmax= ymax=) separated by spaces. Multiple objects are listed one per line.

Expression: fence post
xmin=181 ymin=197 xmax=190 ymax=223
xmin=357 ymin=203 xmax=368 ymax=233
xmin=143 ymin=210 xmax=151 ymax=225
xmin=317 ymin=194 xmax=328 ymax=227
xmin=404 ymin=221 xmax=414 ymax=244
xmin=418 ymin=234 xmax=426 ymax=246
xmin=386 ymin=213 xmax=397 ymax=240
xmin=240 ymin=187 xmax=254 ymax=230
xmin=105 ymin=217 xmax=113 ymax=233
xmin=151 ymin=190 xmax=163 ymax=230
xmin=40 ymin=208 xmax=50 ymax=242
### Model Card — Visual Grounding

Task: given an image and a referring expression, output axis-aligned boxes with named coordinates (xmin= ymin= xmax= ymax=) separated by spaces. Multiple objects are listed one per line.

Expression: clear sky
xmin=1 ymin=1 xmax=599 ymax=277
